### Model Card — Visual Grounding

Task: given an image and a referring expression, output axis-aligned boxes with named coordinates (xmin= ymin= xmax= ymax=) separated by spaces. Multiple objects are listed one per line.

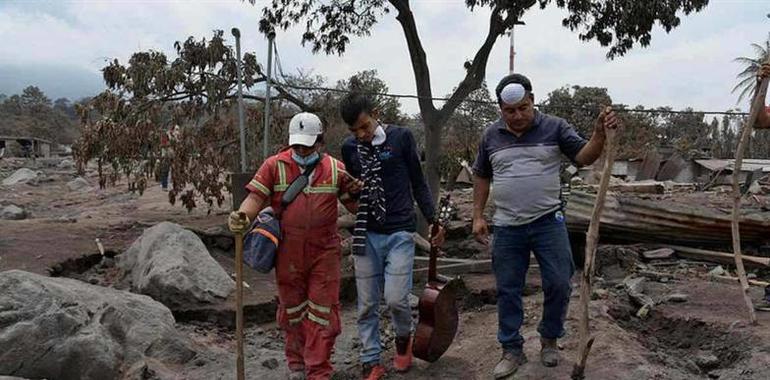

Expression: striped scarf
xmin=352 ymin=142 xmax=386 ymax=256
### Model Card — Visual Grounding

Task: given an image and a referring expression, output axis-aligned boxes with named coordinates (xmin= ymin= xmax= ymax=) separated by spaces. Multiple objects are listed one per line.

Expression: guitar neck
xmin=428 ymin=223 xmax=440 ymax=283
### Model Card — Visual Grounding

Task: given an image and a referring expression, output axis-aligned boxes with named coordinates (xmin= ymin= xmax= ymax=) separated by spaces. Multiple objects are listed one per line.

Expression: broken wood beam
xmin=710 ymin=274 xmax=770 ymax=288
xmin=641 ymin=248 xmax=674 ymax=261
xmin=657 ymin=245 xmax=770 ymax=268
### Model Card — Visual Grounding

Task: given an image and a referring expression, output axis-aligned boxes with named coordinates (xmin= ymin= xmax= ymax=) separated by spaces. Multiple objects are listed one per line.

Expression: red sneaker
xmin=393 ymin=335 xmax=413 ymax=373
xmin=362 ymin=362 xmax=387 ymax=380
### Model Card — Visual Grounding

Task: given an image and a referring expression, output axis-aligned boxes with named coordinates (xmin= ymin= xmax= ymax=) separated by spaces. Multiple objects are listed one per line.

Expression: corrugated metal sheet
xmin=565 ymin=191 xmax=770 ymax=247
xmin=695 ymin=159 xmax=770 ymax=173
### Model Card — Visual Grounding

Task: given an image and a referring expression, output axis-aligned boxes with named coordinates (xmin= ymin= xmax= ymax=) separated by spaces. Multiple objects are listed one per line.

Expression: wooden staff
xmin=572 ymin=111 xmax=618 ymax=380
xmin=234 ymin=213 xmax=247 ymax=380
xmin=731 ymin=57 xmax=770 ymax=325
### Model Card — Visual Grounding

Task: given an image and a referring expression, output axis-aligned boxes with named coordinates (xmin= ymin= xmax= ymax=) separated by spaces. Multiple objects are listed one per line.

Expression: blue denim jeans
xmin=492 ymin=210 xmax=575 ymax=353
xmin=353 ymin=230 xmax=415 ymax=364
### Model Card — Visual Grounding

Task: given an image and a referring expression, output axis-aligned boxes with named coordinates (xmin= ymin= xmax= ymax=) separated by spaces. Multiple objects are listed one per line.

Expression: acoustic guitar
xmin=413 ymin=195 xmax=459 ymax=362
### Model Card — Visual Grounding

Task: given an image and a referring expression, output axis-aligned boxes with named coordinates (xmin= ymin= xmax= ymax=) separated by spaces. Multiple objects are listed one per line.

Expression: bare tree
xmin=250 ymin=0 xmax=710 ymax=200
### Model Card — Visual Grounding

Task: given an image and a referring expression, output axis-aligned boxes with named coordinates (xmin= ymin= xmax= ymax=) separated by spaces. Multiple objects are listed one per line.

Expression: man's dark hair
xmin=339 ymin=93 xmax=375 ymax=126
xmin=494 ymin=74 xmax=533 ymax=104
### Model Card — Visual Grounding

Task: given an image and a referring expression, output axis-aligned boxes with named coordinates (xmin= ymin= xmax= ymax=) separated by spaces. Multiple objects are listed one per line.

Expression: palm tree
xmin=732 ymin=33 xmax=770 ymax=104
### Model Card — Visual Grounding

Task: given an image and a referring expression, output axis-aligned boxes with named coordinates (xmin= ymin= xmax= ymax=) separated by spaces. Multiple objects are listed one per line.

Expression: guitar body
xmin=412 ymin=195 xmax=459 ymax=363
xmin=413 ymin=278 xmax=459 ymax=362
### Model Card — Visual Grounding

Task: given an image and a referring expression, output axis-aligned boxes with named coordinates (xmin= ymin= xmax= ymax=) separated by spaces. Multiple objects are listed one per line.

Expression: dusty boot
xmin=540 ymin=338 xmax=559 ymax=367
xmin=493 ymin=350 xmax=527 ymax=379
xmin=288 ymin=370 xmax=306 ymax=380
xmin=393 ymin=335 xmax=413 ymax=372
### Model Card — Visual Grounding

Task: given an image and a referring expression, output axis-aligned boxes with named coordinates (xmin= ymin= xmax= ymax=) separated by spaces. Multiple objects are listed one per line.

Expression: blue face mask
xmin=292 ymin=150 xmax=320 ymax=166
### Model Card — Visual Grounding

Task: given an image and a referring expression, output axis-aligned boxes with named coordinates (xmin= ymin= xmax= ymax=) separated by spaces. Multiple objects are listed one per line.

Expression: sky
xmin=0 ymin=0 xmax=768 ymax=115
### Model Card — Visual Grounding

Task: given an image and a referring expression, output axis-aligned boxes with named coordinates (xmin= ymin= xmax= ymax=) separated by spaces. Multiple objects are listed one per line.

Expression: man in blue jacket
xmin=340 ymin=93 xmax=445 ymax=380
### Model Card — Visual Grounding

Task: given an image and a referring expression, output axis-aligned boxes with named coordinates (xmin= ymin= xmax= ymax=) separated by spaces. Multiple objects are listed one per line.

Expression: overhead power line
xmin=269 ymin=41 xmax=751 ymax=117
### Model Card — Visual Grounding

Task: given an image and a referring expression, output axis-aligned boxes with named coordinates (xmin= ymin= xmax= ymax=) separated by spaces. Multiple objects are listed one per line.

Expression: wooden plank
xmin=660 ymin=245 xmax=770 ymax=268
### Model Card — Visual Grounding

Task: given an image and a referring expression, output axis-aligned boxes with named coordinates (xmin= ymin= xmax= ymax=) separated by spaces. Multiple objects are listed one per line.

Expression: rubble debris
xmin=261 ymin=358 xmax=279 ymax=370
xmin=695 ymin=352 xmax=720 ymax=371
xmin=117 ymin=222 xmax=235 ymax=309
xmin=610 ymin=181 xmax=666 ymax=194
xmin=666 ymin=293 xmax=689 ymax=303
xmin=710 ymin=274 xmax=770 ymax=288
xmin=637 ymin=270 xmax=679 ymax=283
xmin=0 ymin=270 xmax=197 ymax=380
xmin=2 ymin=168 xmax=40 ymax=186
xmin=592 ymin=289 xmax=609 ymax=300
xmin=656 ymin=152 xmax=689 ymax=182
xmin=748 ymin=181 xmax=763 ymax=195
xmin=642 ymin=248 xmax=675 ymax=261
xmin=0 ymin=204 xmax=27 ymax=220
xmin=623 ymin=277 xmax=656 ymax=318
xmin=566 ymin=191 xmax=770 ymax=247
xmin=66 ymin=177 xmax=92 ymax=191
xmin=709 ymin=265 xmax=726 ymax=277
xmin=58 ymin=159 xmax=75 ymax=169
xmin=596 ymin=245 xmax=641 ymax=280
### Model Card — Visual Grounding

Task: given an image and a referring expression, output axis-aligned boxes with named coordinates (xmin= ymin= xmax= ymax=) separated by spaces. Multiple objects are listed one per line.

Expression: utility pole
xmin=263 ymin=32 xmax=275 ymax=160
xmin=508 ymin=21 xmax=525 ymax=74
xmin=231 ymin=28 xmax=247 ymax=173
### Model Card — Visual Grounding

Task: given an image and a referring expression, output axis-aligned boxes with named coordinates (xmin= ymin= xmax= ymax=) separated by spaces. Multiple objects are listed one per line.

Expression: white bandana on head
xmin=500 ymin=83 xmax=527 ymax=105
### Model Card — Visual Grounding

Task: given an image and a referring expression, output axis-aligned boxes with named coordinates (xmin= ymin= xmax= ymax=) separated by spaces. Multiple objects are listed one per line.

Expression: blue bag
xmin=242 ymin=157 xmax=320 ymax=273
xmin=243 ymin=207 xmax=281 ymax=273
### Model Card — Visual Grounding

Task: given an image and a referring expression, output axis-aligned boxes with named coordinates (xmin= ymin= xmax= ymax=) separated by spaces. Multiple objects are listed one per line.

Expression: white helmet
xmin=288 ymin=112 xmax=323 ymax=147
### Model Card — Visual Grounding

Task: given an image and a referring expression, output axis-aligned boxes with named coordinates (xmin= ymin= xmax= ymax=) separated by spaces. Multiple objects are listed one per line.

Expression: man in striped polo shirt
xmin=472 ymin=74 xmax=618 ymax=378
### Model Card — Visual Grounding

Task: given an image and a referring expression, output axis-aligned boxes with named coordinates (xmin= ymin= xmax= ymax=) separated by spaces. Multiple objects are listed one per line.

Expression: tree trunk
xmin=425 ymin=120 xmax=443 ymax=207
xmin=729 ymin=57 xmax=770 ymax=325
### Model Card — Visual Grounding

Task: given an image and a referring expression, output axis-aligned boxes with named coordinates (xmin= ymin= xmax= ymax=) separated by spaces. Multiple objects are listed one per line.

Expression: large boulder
xmin=58 ymin=159 xmax=75 ymax=169
xmin=0 ymin=270 xmax=197 ymax=380
xmin=1 ymin=169 xmax=39 ymax=186
xmin=66 ymin=177 xmax=91 ymax=191
xmin=0 ymin=205 xmax=27 ymax=220
xmin=118 ymin=222 xmax=234 ymax=309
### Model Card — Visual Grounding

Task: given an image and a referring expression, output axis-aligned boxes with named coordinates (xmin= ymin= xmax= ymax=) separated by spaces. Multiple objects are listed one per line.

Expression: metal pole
xmin=234 ymin=227 xmax=246 ymax=380
xmin=509 ymin=26 xmax=515 ymax=74
xmin=509 ymin=21 xmax=525 ymax=74
xmin=232 ymin=28 xmax=247 ymax=173
xmin=263 ymin=32 xmax=275 ymax=160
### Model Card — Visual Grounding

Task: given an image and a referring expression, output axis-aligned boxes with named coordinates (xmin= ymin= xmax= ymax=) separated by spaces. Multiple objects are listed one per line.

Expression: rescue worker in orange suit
xmin=228 ymin=112 xmax=362 ymax=380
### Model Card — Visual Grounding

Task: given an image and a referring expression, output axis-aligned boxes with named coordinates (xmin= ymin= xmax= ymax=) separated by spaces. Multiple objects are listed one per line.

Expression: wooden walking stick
xmin=234 ymin=213 xmax=247 ymax=380
xmin=572 ymin=108 xmax=618 ymax=380
xmin=730 ymin=57 xmax=770 ymax=326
